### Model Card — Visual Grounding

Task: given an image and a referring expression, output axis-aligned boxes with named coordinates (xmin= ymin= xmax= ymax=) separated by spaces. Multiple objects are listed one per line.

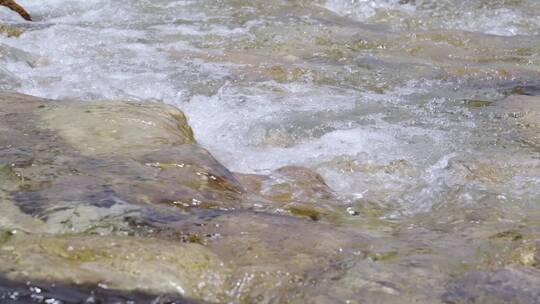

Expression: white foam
xmin=0 ymin=0 xmax=538 ymax=215
xmin=322 ymin=0 xmax=540 ymax=36
xmin=323 ymin=0 xmax=416 ymax=21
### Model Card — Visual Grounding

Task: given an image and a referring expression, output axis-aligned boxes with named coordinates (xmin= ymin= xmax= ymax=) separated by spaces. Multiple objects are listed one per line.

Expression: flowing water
xmin=1 ymin=0 xmax=540 ymax=303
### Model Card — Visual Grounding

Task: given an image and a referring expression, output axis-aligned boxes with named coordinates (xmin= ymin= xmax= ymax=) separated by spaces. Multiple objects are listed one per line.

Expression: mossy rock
xmin=0 ymin=234 xmax=232 ymax=302
xmin=0 ymin=92 xmax=244 ymax=213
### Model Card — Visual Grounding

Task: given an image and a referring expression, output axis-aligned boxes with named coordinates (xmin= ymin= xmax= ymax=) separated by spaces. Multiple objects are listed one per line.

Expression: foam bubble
xmin=322 ymin=0 xmax=540 ymax=36
xmin=0 ymin=0 xmax=538 ymax=215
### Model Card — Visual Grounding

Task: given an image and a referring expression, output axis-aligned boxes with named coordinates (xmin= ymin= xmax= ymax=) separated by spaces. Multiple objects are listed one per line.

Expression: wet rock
xmin=499 ymin=95 xmax=540 ymax=129
xmin=510 ymin=85 xmax=540 ymax=97
xmin=132 ymin=146 xmax=245 ymax=210
xmin=498 ymin=81 xmax=540 ymax=97
xmin=235 ymin=165 xmax=345 ymax=221
xmin=40 ymin=203 xmax=139 ymax=235
xmin=160 ymin=211 xmax=365 ymax=303
xmin=0 ymin=92 xmax=244 ymax=214
xmin=0 ymin=207 xmax=369 ymax=303
xmin=442 ymin=267 xmax=540 ymax=304
xmin=2 ymin=91 xmax=538 ymax=303
xmin=0 ymin=92 xmax=376 ymax=302
xmin=321 ymin=155 xmax=410 ymax=175
xmin=486 ymin=94 xmax=540 ymax=147
xmin=510 ymin=243 xmax=539 ymax=268
xmin=0 ymin=192 xmax=44 ymax=233
xmin=456 ymin=159 xmax=516 ymax=185
xmin=0 ymin=24 xmax=22 ymax=37
xmin=0 ymin=234 xmax=231 ymax=302
xmin=40 ymin=100 xmax=195 ymax=158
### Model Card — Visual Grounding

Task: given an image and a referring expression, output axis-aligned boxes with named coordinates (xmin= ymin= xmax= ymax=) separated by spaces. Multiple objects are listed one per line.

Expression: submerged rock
xmin=0 ymin=24 xmax=22 ymax=37
xmin=0 ymin=92 xmax=367 ymax=302
xmin=0 ymin=192 xmax=44 ymax=233
xmin=499 ymin=95 xmax=540 ymax=147
xmin=235 ymin=165 xmax=345 ymax=221
xmin=442 ymin=267 xmax=540 ymax=304
xmin=0 ymin=276 xmax=198 ymax=304
xmin=135 ymin=210 xmax=366 ymax=303
xmin=2 ymin=92 xmax=537 ymax=303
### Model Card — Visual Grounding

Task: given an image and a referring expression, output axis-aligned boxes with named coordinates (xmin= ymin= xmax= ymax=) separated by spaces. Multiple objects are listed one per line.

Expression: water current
xmin=1 ymin=0 xmax=539 ymax=303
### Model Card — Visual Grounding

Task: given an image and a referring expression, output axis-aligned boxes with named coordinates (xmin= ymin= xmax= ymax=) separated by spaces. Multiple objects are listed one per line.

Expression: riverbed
xmin=1 ymin=0 xmax=539 ymax=303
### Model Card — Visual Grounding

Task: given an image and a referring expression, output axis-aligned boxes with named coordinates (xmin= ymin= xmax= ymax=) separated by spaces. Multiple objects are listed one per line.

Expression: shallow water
xmin=1 ymin=0 xmax=540 ymax=303
xmin=2 ymin=0 xmax=540 ymax=211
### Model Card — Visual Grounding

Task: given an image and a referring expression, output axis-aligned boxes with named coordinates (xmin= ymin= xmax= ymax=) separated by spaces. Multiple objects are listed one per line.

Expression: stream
xmin=1 ymin=0 xmax=540 ymax=303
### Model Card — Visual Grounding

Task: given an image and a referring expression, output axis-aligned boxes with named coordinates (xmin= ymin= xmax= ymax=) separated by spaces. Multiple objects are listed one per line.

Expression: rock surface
xmin=443 ymin=268 xmax=540 ymax=304
xmin=0 ymin=234 xmax=231 ymax=302
xmin=0 ymin=92 xmax=245 ymax=214
xmin=0 ymin=92 xmax=365 ymax=302
xmin=1 ymin=92 xmax=539 ymax=303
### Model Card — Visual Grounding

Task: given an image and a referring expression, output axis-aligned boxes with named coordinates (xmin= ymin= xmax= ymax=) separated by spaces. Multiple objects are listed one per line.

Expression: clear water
xmin=1 ymin=1 xmax=540 ymax=301
xmin=3 ymin=0 xmax=539 ymax=215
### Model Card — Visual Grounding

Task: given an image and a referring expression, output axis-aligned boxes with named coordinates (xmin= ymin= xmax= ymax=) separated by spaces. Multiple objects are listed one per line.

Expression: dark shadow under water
xmin=0 ymin=276 xmax=202 ymax=304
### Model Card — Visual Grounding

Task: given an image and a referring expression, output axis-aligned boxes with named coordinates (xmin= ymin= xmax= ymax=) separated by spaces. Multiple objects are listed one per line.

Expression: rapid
xmin=0 ymin=0 xmax=539 ymax=303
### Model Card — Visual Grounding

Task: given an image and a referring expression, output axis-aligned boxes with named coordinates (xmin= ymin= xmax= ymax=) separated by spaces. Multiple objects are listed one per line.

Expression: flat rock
xmin=442 ymin=267 xmax=540 ymax=304
xmin=0 ymin=233 xmax=231 ymax=303
xmin=0 ymin=92 xmax=245 ymax=214
xmin=497 ymin=94 xmax=540 ymax=147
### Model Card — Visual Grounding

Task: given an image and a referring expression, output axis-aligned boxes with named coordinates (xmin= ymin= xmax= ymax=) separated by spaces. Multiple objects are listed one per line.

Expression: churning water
xmin=1 ymin=1 xmax=540 ymax=302
xmin=2 ymin=0 xmax=539 ymax=215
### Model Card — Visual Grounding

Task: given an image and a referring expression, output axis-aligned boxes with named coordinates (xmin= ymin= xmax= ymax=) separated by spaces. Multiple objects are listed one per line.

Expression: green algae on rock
xmin=145 ymin=210 xmax=367 ymax=303
xmin=0 ymin=92 xmax=368 ymax=302
xmin=0 ymin=234 xmax=231 ymax=302
xmin=1 ymin=91 xmax=540 ymax=303
xmin=235 ymin=165 xmax=346 ymax=221
xmin=0 ymin=192 xmax=44 ymax=233
xmin=40 ymin=100 xmax=196 ymax=157
xmin=499 ymin=94 xmax=540 ymax=146
xmin=443 ymin=267 xmax=540 ymax=304
xmin=0 ymin=92 xmax=244 ymax=214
